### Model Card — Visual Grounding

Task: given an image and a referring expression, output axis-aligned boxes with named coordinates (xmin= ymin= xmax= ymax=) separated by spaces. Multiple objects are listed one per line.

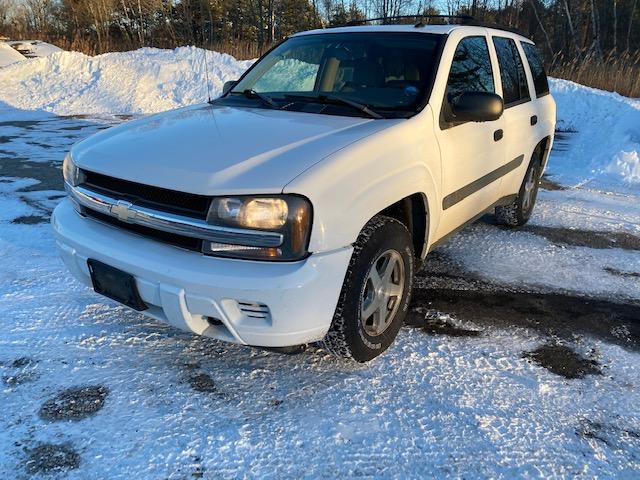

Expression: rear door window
xmin=521 ymin=42 xmax=550 ymax=97
xmin=492 ymin=37 xmax=531 ymax=107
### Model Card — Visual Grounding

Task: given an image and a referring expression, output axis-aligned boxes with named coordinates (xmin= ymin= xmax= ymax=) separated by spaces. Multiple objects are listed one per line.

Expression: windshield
xmin=226 ymin=32 xmax=444 ymax=119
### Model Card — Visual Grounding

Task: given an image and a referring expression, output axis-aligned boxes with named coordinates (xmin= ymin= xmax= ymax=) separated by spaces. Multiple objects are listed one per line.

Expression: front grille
xmin=82 ymin=170 xmax=211 ymax=219
xmin=84 ymin=208 xmax=203 ymax=252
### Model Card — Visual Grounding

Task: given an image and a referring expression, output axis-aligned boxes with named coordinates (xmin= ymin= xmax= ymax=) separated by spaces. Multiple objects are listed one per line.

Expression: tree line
xmin=1 ymin=1 xmax=638 ymax=95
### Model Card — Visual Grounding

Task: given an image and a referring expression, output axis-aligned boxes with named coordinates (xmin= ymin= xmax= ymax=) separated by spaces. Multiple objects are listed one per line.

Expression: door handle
xmin=494 ymin=129 xmax=504 ymax=142
xmin=530 ymin=115 xmax=538 ymax=126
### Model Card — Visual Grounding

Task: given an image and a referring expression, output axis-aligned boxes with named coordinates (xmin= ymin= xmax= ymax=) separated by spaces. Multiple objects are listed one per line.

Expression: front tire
xmin=495 ymin=153 xmax=542 ymax=227
xmin=323 ymin=215 xmax=415 ymax=362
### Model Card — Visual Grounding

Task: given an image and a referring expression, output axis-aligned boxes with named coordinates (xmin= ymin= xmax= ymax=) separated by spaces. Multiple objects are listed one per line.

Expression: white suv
xmin=53 ymin=23 xmax=556 ymax=362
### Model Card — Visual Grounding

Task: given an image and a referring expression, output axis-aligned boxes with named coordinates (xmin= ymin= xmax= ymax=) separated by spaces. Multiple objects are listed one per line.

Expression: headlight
xmin=214 ymin=197 xmax=288 ymax=229
xmin=62 ymin=152 xmax=84 ymax=187
xmin=204 ymin=195 xmax=312 ymax=261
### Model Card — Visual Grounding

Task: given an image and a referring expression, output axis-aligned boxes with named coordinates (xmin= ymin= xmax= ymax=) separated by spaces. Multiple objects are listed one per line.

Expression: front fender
xmin=283 ymin=110 xmax=442 ymax=253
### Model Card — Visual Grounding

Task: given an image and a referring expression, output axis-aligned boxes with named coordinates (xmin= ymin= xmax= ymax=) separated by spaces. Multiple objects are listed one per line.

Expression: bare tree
xmin=627 ymin=0 xmax=637 ymax=52
xmin=613 ymin=0 xmax=618 ymax=53
xmin=562 ymin=0 xmax=581 ymax=57
xmin=587 ymin=0 xmax=602 ymax=57
xmin=529 ymin=0 xmax=554 ymax=55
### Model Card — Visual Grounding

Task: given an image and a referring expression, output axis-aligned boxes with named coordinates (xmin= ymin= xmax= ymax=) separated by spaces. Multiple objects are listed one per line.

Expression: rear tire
xmin=495 ymin=153 xmax=542 ymax=227
xmin=323 ymin=215 xmax=415 ymax=362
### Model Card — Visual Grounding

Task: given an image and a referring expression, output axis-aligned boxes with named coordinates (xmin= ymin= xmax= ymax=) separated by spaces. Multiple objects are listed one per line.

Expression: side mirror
xmin=222 ymin=80 xmax=238 ymax=95
xmin=449 ymin=92 xmax=504 ymax=123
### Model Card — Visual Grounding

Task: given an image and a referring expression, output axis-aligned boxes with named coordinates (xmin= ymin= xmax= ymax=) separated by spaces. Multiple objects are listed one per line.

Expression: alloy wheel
xmin=360 ymin=249 xmax=405 ymax=336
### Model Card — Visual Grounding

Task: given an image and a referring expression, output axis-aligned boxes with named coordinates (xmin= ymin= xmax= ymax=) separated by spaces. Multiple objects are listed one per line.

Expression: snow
xmin=436 ymin=218 xmax=640 ymax=300
xmin=606 ymin=150 xmax=640 ymax=183
xmin=533 ymin=188 xmax=640 ymax=234
xmin=0 ymin=47 xmax=253 ymax=115
xmin=0 ymin=48 xmax=639 ymax=477
xmin=0 ymin=42 xmax=25 ymax=67
xmin=548 ymin=78 xmax=640 ymax=187
xmin=1 ymin=195 xmax=639 ymax=477
xmin=6 ymin=40 xmax=63 ymax=58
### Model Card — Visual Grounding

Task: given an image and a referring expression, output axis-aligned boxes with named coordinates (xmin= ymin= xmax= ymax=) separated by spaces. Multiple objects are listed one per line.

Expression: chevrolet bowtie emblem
xmin=111 ymin=200 xmax=136 ymax=222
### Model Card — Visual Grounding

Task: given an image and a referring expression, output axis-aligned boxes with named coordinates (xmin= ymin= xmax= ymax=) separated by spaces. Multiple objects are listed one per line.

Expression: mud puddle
xmin=516 ymin=224 xmax=640 ymax=251
xmin=411 ymin=264 xmax=640 ymax=352
xmin=39 ymin=385 xmax=109 ymax=421
xmin=524 ymin=344 xmax=601 ymax=379
xmin=187 ymin=373 xmax=217 ymax=393
xmin=24 ymin=443 xmax=81 ymax=474
xmin=0 ymin=157 xmax=64 ymax=192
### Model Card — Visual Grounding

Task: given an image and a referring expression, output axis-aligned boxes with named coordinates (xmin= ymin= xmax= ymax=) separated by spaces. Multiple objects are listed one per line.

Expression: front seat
xmin=343 ymin=59 xmax=384 ymax=91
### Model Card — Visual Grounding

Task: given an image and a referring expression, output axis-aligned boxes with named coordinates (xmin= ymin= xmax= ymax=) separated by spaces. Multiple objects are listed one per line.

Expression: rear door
xmin=490 ymin=36 xmax=535 ymax=198
xmin=432 ymin=32 xmax=506 ymax=240
xmin=519 ymin=41 xmax=555 ymax=172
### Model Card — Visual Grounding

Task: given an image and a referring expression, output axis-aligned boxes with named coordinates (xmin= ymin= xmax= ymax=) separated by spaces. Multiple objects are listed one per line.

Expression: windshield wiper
xmin=320 ymin=95 xmax=383 ymax=119
xmin=284 ymin=94 xmax=383 ymax=119
xmin=235 ymin=89 xmax=280 ymax=109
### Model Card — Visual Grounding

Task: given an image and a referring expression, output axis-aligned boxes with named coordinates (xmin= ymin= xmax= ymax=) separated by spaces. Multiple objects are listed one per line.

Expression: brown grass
xmin=548 ymin=50 xmax=640 ymax=98
xmin=40 ymin=37 xmax=268 ymax=60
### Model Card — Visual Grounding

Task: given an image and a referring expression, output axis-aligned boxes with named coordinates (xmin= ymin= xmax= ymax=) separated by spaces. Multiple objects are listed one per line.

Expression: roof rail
xmin=464 ymin=20 xmax=530 ymax=39
xmin=327 ymin=14 xmax=531 ymax=39
xmin=329 ymin=15 xmax=474 ymax=28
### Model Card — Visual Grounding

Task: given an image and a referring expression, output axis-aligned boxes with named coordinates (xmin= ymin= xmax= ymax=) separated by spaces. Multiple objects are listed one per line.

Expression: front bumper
xmin=52 ymin=199 xmax=352 ymax=347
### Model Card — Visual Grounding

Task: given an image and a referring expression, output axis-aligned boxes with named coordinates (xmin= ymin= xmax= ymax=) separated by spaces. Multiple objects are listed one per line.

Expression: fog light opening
xmin=206 ymin=316 xmax=224 ymax=326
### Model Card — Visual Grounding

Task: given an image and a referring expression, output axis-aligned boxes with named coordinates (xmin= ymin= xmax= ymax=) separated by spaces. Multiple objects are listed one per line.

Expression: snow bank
xmin=0 ymin=42 xmax=25 ymax=67
xmin=0 ymin=46 xmax=253 ymax=115
xmin=549 ymin=78 xmax=640 ymax=186
xmin=6 ymin=40 xmax=63 ymax=58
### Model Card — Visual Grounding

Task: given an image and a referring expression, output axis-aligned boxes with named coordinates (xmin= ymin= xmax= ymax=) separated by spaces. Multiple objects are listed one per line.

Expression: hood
xmin=72 ymin=103 xmax=398 ymax=195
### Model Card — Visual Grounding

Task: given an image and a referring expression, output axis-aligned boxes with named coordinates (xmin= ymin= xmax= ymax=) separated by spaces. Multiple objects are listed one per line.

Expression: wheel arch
xmin=378 ymin=192 xmax=430 ymax=261
xmin=537 ymin=135 xmax=553 ymax=171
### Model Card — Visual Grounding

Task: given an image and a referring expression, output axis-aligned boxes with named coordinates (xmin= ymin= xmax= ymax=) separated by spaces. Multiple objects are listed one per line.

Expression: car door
xmin=432 ymin=32 xmax=506 ymax=241
xmin=490 ymin=35 xmax=536 ymax=198
xmin=519 ymin=40 xmax=555 ymax=172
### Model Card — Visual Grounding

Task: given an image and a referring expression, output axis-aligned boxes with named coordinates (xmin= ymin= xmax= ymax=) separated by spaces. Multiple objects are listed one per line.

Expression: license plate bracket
xmin=87 ymin=259 xmax=148 ymax=311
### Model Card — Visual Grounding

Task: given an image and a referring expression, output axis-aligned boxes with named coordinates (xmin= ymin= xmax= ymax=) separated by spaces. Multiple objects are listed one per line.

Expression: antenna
xmin=202 ymin=47 xmax=212 ymax=103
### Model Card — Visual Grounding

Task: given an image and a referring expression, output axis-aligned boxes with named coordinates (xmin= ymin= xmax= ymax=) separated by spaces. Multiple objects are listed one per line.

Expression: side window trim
xmin=439 ymin=34 xmax=496 ymax=130
xmin=492 ymin=36 xmax=531 ymax=109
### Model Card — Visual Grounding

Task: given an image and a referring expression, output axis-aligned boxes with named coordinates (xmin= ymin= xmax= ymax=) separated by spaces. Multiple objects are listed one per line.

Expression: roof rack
xmin=464 ymin=20 xmax=530 ymax=38
xmin=335 ymin=14 xmax=474 ymax=28
xmin=328 ymin=14 xmax=531 ymax=39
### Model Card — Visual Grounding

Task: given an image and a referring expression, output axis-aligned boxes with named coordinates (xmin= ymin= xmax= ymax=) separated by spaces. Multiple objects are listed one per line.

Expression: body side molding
xmin=442 ymin=154 xmax=525 ymax=210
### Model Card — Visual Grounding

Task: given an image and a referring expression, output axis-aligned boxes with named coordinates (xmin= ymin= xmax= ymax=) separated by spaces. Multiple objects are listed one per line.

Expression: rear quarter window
xmin=521 ymin=42 xmax=550 ymax=97
xmin=492 ymin=37 xmax=531 ymax=107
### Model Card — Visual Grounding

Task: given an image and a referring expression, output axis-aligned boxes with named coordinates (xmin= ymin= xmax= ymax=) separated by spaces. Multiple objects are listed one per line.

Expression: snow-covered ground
xmin=0 ymin=48 xmax=639 ymax=478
